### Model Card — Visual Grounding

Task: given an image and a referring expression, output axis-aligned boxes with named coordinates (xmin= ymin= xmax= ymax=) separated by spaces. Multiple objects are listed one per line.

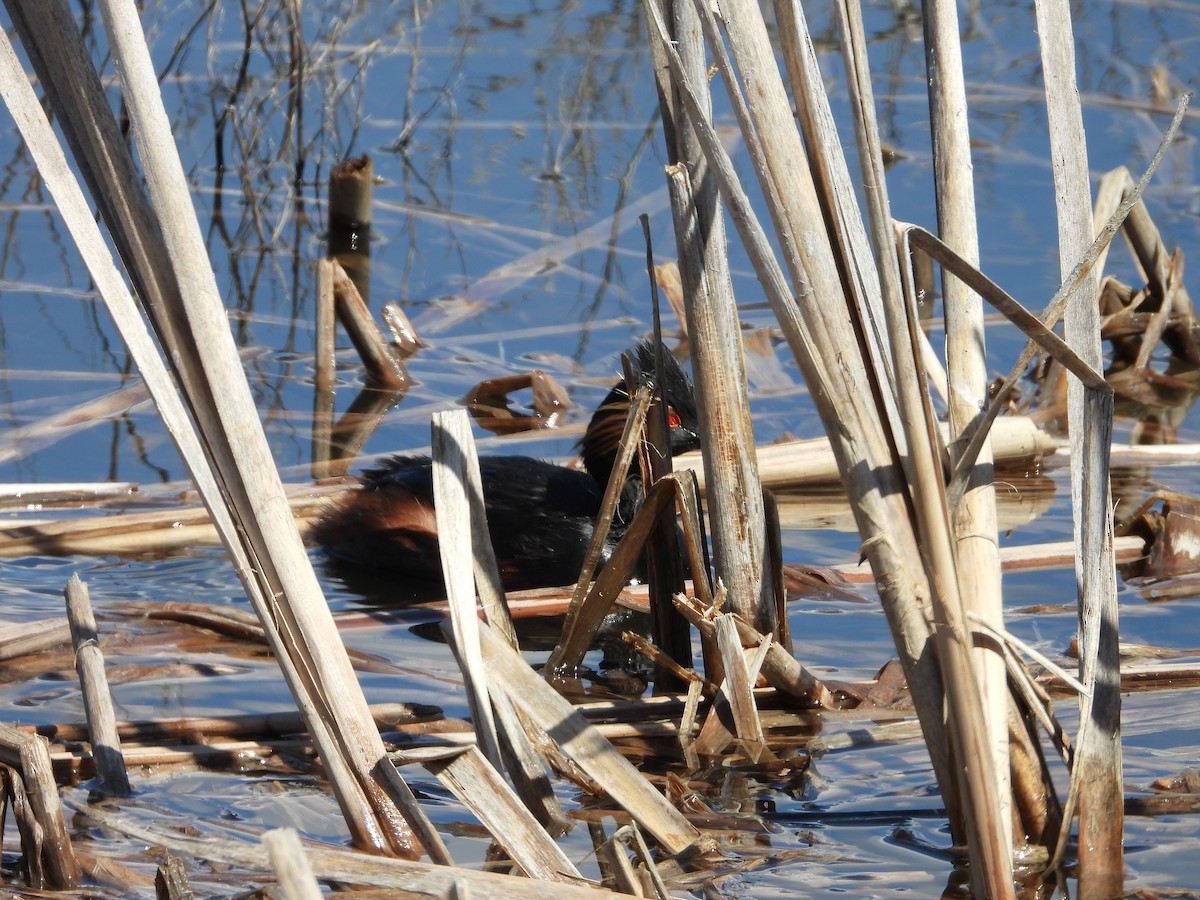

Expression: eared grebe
xmin=313 ymin=342 xmax=700 ymax=594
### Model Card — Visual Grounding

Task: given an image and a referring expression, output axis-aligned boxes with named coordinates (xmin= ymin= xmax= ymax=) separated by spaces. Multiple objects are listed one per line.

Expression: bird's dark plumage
xmin=313 ymin=342 xmax=700 ymax=595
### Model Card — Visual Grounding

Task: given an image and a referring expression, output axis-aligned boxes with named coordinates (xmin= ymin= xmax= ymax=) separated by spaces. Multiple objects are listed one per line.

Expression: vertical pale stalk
xmin=657 ymin=2 xmax=1014 ymax=892
xmin=653 ymin=0 xmax=772 ymax=630
xmin=921 ymin=0 xmax=1012 ymax=850
xmin=1034 ymin=0 xmax=1123 ymax=888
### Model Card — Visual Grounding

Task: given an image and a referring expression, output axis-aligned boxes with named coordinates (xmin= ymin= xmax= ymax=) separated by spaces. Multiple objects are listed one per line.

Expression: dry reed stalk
xmin=417 ymin=744 xmax=585 ymax=882
xmin=0 ymin=617 xmax=71 ymax=660
xmin=547 ymin=385 xmax=653 ymax=674
xmin=432 ymin=409 xmax=516 ymax=648
xmin=593 ymin=831 xmax=644 ymax=895
xmin=432 ymin=409 xmax=504 ymax=773
xmin=642 ymin=0 xmax=957 ymax=810
xmin=677 ymin=415 xmax=1053 ymax=491
xmin=325 ymin=258 xmax=407 ymax=389
xmin=1094 ymin=166 xmax=1198 ymax=364
xmin=430 ymin=410 xmax=567 ymax=835
xmin=82 ymin=804 xmax=634 ymax=899
xmin=1034 ymin=0 xmax=1122 ymax=885
xmin=651 ymin=1 xmax=772 ymax=631
xmin=0 ymin=380 xmax=149 ymax=467
xmin=478 ymin=622 xmax=706 ymax=859
xmin=381 ymin=302 xmax=424 ymax=355
xmin=713 ymin=614 xmax=767 ymax=762
xmin=647 ymin=0 xmax=1015 ymax=889
xmin=19 ymin=702 xmax=440 ymax=746
xmin=63 ymin=575 xmax=130 ymax=796
xmin=832 ymin=534 xmax=1147 ymax=581
xmin=949 ymin=100 xmax=1189 ymax=489
xmin=0 ymin=482 xmax=137 ymax=504
xmin=0 ymin=724 xmax=80 ymax=888
xmin=550 ymin=476 xmax=682 ymax=672
xmin=0 ymin=483 xmax=338 ymax=558
xmin=312 ymin=257 xmax=337 ymax=480
xmin=0 ymin=0 xmax=424 ymax=857
xmin=673 ymin=594 xmax=829 ymax=707
xmin=915 ymin=0 xmax=1011 ymax=850
xmin=263 ymin=828 xmax=322 ymax=900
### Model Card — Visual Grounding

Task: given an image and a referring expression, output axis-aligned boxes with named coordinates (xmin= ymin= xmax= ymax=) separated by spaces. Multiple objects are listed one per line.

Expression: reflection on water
xmin=0 ymin=0 xmax=1198 ymax=894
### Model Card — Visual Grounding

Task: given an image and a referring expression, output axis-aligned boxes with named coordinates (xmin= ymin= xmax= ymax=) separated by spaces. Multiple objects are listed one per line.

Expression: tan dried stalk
xmin=653 ymin=0 xmax=772 ymax=631
xmin=913 ymin=0 xmax=1011 ymax=849
xmin=646 ymin=0 xmax=1014 ymax=891
xmin=1034 ymin=0 xmax=1122 ymax=885
xmin=0 ymin=0 xmax=427 ymax=857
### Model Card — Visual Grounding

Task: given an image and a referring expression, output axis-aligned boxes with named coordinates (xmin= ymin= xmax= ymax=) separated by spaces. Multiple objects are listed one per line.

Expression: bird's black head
xmin=580 ymin=341 xmax=700 ymax=487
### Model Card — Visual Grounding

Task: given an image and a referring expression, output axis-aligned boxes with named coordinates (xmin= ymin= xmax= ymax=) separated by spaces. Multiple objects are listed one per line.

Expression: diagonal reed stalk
xmin=0 ymin=0 xmax=431 ymax=858
xmin=643 ymin=0 xmax=1012 ymax=893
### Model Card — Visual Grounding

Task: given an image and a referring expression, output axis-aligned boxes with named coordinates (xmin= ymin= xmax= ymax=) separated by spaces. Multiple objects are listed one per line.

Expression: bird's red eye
xmin=668 ymin=410 xmax=682 ymax=429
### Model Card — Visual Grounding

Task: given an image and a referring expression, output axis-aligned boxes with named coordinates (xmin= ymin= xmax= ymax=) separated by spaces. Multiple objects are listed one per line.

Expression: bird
xmin=313 ymin=341 xmax=701 ymax=596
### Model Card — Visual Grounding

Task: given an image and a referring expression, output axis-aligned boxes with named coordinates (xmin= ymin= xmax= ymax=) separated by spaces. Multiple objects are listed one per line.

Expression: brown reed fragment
xmin=312 ymin=255 xmax=337 ymax=481
xmin=380 ymin=302 xmax=425 ymax=356
xmin=73 ymin=850 xmax=156 ymax=893
xmin=0 ymin=723 xmax=80 ymax=889
xmin=155 ymin=855 xmax=195 ymax=900
xmin=328 ymin=155 xmax=374 ymax=306
xmin=673 ymin=594 xmax=831 ymax=708
xmin=324 ymin=258 xmax=407 ymax=389
xmin=621 ymin=630 xmax=710 ymax=695
xmin=63 ymin=574 xmax=130 ymax=796
xmin=550 ymin=474 xmax=676 ymax=673
xmin=548 ymin=385 xmax=653 ymax=673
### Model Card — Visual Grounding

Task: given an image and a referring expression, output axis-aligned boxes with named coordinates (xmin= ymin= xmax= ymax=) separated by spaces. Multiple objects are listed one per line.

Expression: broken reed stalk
xmin=312 ymin=257 xmax=337 ymax=480
xmin=324 ymin=258 xmax=407 ymax=389
xmin=430 ymin=409 xmax=570 ymax=837
xmin=0 ymin=0 xmax=423 ymax=857
xmin=328 ymin=154 xmax=373 ymax=306
xmin=431 ymin=409 xmax=505 ymax=772
xmin=651 ymin=0 xmax=773 ymax=634
xmin=0 ymin=723 xmax=80 ymax=889
xmin=1034 ymin=0 xmax=1122 ymax=886
xmin=915 ymin=0 xmax=1012 ymax=851
xmin=63 ymin=574 xmax=130 ymax=796
xmin=86 ymin=804 xmax=632 ymax=899
xmin=477 ymin=621 xmax=707 ymax=860
xmin=263 ymin=828 xmax=322 ymax=900
xmin=417 ymin=745 xmax=583 ymax=882
xmin=1094 ymin=165 xmax=1199 ymax=366
xmin=647 ymin=0 xmax=1012 ymax=891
